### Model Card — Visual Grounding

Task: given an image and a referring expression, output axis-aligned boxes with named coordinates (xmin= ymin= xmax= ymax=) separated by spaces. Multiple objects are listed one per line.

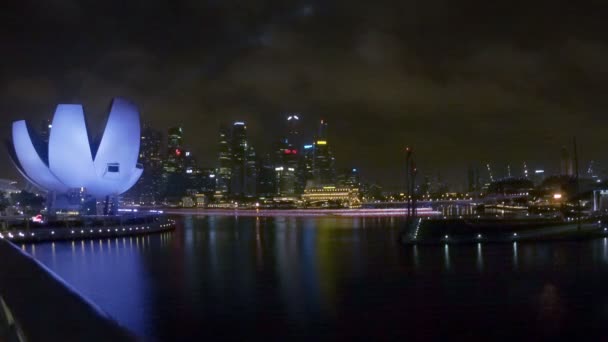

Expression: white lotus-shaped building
xmin=8 ymin=97 xmax=143 ymax=203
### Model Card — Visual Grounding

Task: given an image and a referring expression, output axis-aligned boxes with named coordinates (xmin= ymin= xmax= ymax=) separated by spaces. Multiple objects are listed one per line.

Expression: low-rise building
xmin=301 ymin=186 xmax=361 ymax=208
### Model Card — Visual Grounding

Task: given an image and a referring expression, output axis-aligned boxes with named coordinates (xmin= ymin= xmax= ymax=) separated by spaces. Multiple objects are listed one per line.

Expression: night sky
xmin=1 ymin=0 xmax=607 ymax=190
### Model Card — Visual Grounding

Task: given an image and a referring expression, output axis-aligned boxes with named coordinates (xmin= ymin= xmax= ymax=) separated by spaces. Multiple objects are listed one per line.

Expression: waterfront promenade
xmin=0 ymin=215 xmax=176 ymax=244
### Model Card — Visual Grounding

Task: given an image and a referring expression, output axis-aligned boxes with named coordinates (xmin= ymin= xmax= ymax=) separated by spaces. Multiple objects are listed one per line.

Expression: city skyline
xmin=1 ymin=1 xmax=607 ymax=188
xmin=1 ymin=109 xmax=605 ymax=193
xmin=3 ymin=3 xmax=608 ymax=341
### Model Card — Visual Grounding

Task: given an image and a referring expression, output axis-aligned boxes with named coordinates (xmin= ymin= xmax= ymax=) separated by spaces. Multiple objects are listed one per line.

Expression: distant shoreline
xmin=161 ymin=208 xmax=441 ymax=217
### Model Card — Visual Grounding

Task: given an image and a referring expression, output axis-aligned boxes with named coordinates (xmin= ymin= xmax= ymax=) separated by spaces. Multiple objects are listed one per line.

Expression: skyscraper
xmin=302 ymin=143 xmax=315 ymax=188
xmin=162 ymin=126 xmax=187 ymax=202
xmin=257 ymin=153 xmax=276 ymax=198
xmin=165 ymin=126 xmax=185 ymax=173
xmin=275 ymin=165 xmax=296 ymax=196
xmin=286 ymin=113 xmax=301 ymax=149
xmin=337 ymin=168 xmax=360 ymax=188
xmin=285 ymin=114 xmax=305 ymax=194
xmin=245 ymin=145 xmax=257 ymax=196
xmin=230 ymin=122 xmax=247 ymax=196
xmin=273 ymin=139 xmax=298 ymax=196
xmin=131 ymin=124 xmax=163 ymax=204
xmin=312 ymin=120 xmax=335 ymax=186
xmin=197 ymin=168 xmax=217 ymax=194
xmin=318 ymin=119 xmax=328 ymax=139
xmin=230 ymin=122 xmax=257 ymax=197
xmin=215 ymin=124 xmax=232 ymax=197
xmin=184 ymin=150 xmax=200 ymax=194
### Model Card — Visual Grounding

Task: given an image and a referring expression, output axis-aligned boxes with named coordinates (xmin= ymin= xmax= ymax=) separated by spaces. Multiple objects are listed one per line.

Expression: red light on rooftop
xmin=175 ymin=149 xmax=182 ymax=156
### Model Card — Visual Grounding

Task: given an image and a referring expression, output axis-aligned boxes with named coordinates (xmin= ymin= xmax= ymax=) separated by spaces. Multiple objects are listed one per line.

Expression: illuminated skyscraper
xmin=245 ymin=145 xmax=257 ymax=196
xmin=312 ymin=120 xmax=335 ymax=186
xmin=301 ymin=143 xmax=315 ymax=188
xmin=273 ymin=139 xmax=298 ymax=196
xmin=165 ymin=126 xmax=185 ymax=173
xmin=230 ymin=122 xmax=246 ymax=195
xmin=285 ymin=114 xmax=306 ymax=194
xmin=318 ymin=119 xmax=328 ymax=139
xmin=230 ymin=122 xmax=257 ymax=197
xmin=184 ymin=150 xmax=201 ymax=194
xmin=161 ymin=126 xmax=188 ymax=202
xmin=286 ymin=113 xmax=301 ymax=148
xmin=274 ymin=165 xmax=296 ymax=196
xmin=215 ymin=124 xmax=232 ymax=196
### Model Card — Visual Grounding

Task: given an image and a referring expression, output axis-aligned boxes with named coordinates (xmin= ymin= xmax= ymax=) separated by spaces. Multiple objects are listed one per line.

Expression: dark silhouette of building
xmin=286 ymin=114 xmax=302 ymax=149
xmin=273 ymin=135 xmax=299 ymax=196
xmin=215 ymin=124 xmax=232 ymax=197
xmin=337 ymin=168 xmax=360 ymax=188
xmin=132 ymin=124 xmax=163 ymax=204
xmin=257 ymin=153 xmax=276 ymax=198
xmin=302 ymin=143 xmax=315 ymax=188
xmin=162 ymin=126 xmax=188 ymax=202
xmin=230 ymin=122 xmax=257 ymax=197
xmin=312 ymin=120 xmax=335 ymax=186
xmin=165 ymin=126 xmax=185 ymax=174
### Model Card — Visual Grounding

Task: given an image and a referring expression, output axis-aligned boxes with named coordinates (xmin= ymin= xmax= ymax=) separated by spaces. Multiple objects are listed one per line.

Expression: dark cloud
xmin=1 ymin=0 xmax=607 ymax=189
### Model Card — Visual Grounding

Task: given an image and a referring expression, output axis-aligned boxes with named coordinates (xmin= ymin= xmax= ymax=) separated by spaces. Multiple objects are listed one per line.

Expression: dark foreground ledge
xmin=0 ymin=240 xmax=135 ymax=341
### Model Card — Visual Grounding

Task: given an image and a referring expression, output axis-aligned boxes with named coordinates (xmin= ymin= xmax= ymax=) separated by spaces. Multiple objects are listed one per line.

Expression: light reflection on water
xmin=513 ymin=242 xmax=519 ymax=270
xmin=23 ymin=216 xmax=608 ymax=341
xmin=443 ymin=244 xmax=451 ymax=271
xmin=476 ymin=243 xmax=483 ymax=271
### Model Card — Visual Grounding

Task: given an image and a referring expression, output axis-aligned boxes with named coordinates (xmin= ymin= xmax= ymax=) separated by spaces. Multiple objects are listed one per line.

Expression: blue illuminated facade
xmin=8 ymin=97 xmax=143 ymax=214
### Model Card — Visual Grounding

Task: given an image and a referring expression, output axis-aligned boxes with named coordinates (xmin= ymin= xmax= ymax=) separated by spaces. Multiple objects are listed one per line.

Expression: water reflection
xmin=513 ymin=242 xmax=518 ymax=270
xmin=23 ymin=216 xmax=608 ymax=341
xmin=444 ymin=244 xmax=451 ymax=271
xmin=476 ymin=243 xmax=483 ymax=272
xmin=603 ymin=238 xmax=608 ymax=264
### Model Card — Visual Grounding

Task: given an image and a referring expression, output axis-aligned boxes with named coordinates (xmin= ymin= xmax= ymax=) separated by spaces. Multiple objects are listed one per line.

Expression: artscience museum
xmin=7 ymin=97 xmax=143 ymax=215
